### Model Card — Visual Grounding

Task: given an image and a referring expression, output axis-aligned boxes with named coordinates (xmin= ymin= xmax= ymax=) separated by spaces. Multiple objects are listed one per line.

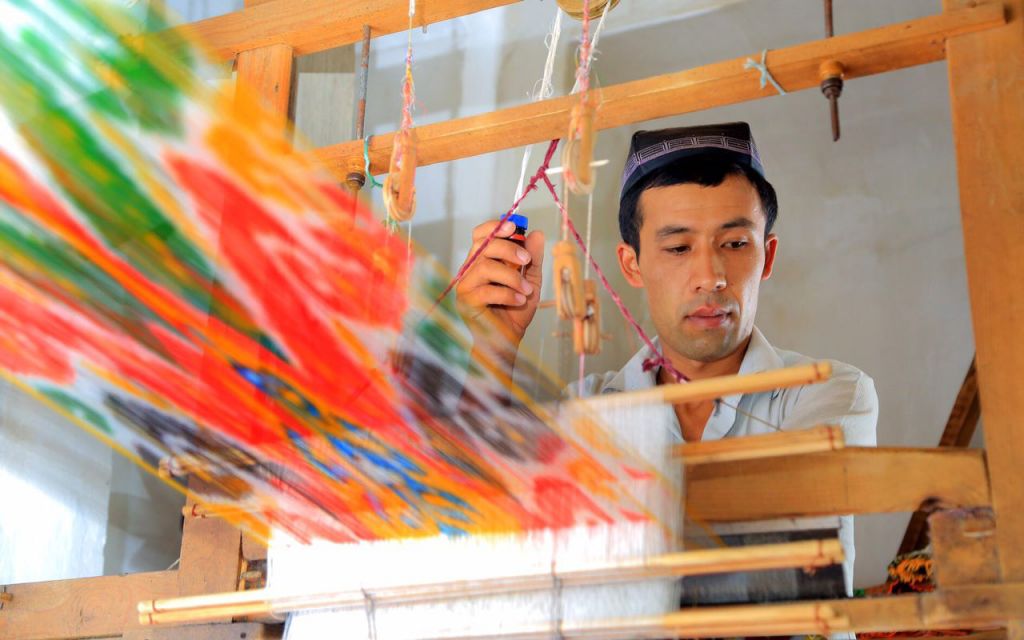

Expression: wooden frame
xmin=2 ymin=0 xmax=1022 ymax=638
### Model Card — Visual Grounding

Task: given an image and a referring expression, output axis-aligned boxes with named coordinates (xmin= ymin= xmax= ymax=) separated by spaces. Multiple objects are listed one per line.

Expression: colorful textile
xmin=0 ymin=0 xmax=671 ymax=543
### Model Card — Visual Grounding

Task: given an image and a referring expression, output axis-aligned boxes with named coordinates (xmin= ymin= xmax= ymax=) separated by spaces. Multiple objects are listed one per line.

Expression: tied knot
xmin=641 ymin=356 xmax=664 ymax=372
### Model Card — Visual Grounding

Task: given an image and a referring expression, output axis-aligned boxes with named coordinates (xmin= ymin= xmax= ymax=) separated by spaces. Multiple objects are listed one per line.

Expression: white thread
xmin=408 ymin=0 xmax=415 ymax=18
xmin=514 ymin=10 xmax=563 ymax=208
xmin=570 ymin=0 xmax=611 ymax=95
xmin=583 ymin=192 xmax=594 ymax=280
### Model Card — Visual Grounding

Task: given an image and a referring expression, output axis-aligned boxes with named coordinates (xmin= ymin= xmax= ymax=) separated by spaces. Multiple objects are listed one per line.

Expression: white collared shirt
xmin=572 ymin=326 xmax=879 ymax=596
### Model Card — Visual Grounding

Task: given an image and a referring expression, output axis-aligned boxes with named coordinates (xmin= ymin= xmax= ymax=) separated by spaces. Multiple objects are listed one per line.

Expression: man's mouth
xmin=684 ymin=306 xmax=732 ymax=329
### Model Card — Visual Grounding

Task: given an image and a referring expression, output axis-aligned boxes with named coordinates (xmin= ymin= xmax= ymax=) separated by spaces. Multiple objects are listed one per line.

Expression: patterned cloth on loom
xmin=0 ymin=0 xmax=677 ymax=546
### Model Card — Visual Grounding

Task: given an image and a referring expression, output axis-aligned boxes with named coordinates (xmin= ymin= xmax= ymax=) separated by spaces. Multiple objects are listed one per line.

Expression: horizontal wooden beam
xmin=686 ymin=448 xmax=992 ymax=522
xmin=179 ymin=0 xmax=520 ymax=61
xmin=0 ymin=571 xmax=179 ymax=640
xmin=652 ymin=583 xmax=1024 ymax=637
xmin=314 ymin=4 xmax=1005 ymax=179
xmin=676 ymin=424 xmax=844 ymax=465
xmin=122 ymin=621 xmax=283 ymax=640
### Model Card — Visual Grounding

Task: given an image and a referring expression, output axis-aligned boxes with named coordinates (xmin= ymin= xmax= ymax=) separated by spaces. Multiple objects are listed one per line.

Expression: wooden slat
xmin=313 ymin=4 xmax=1006 ymax=179
xmin=686 ymin=448 xmax=991 ymax=522
xmin=929 ymin=509 xmax=1001 ymax=587
xmin=122 ymin=622 xmax=283 ymax=640
xmin=180 ymin=0 xmax=520 ymax=61
xmin=945 ymin=0 xmax=1024 ymax=602
xmin=0 ymin=571 xmax=178 ymax=640
xmin=177 ymin=479 xmax=242 ymax=601
xmin=676 ymin=424 xmax=844 ymax=465
xmin=898 ymin=358 xmax=981 ymax=555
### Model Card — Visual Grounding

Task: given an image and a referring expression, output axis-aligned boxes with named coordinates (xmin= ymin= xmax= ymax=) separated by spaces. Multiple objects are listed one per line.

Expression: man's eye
xmin=666 ymin=246 xmax=690 ymax=254
xmin=724 ymin=240 xmax=748 ymax=249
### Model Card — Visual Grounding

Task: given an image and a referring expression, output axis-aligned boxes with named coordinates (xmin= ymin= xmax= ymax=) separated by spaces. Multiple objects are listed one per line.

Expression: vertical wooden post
xmin=944 ymin=0 xmax=1024 ymax=636
xmin=176 ymin=4 xmax=295 ymax=607
xmin=236 ymin=43 xmax=296 ymax=118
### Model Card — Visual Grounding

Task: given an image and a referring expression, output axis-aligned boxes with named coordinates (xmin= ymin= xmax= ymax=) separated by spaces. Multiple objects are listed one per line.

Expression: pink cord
xmin=431 ymin=140 xmax=560 ymax=310
xmin=430 ymin=136 xmax=689 ymax=384
xmin=540 ymin=172 xmax=689 ymax=383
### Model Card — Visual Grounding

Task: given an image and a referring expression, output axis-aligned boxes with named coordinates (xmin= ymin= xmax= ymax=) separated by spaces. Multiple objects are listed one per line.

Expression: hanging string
xmin=568 ymin=0 xmax=611 ymax=95
xmin=539 ymin=170 xmax=689 ymax=383
xmin=383 ymin=0 xmax=418 ymax=232
xmin=575 ymin=0 xmax=592 ymax=96
xmin=744 ymin=48 xmax=788 ymax=96
xmin=363 ymin=136 xmax=384 ymax=189
xmin=514 ymin=9 xmax=563 ymax=208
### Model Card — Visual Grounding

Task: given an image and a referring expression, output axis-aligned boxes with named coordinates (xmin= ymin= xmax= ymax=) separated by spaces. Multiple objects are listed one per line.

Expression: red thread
xmin=539 ymin=171 xmax=690 ymax=383
xmin=430 ymin=139 xmax=560 ymax=310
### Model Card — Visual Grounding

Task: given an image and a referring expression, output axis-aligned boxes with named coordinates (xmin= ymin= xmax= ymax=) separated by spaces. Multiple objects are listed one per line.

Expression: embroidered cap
xmin=620 ymin=122 xmax=765 ymax=201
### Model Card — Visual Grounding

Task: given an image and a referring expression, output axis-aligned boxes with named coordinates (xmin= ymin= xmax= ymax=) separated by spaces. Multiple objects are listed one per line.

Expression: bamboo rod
xmin=138 ymin=539 xmax=842 ymax=625
xmin=426 ymin=603 xmax=850 ymax=640
xmin=676 ymin=424 xmax=845 ymax=464
xmin=314 ymin=5 xmax=1004 ymax=179
xmin=575 ymin=361 xmax=831 ymax=412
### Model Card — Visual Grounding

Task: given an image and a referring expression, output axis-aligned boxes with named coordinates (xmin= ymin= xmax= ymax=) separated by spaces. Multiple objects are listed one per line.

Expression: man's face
xmin=616 ymin=174 xmax=778 ymax=364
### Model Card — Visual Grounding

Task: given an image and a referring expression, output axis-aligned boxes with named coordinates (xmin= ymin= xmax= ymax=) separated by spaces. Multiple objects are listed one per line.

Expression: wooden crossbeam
xmin=313 ymin=4 xmax=1005 ymax=179
xmin=686 ymin=448 xmax=991 ymax=523
xmin=0 ymin=571 xmax=179 ymax=640
xmin=179 ymin=0 xmax=520 ymax=61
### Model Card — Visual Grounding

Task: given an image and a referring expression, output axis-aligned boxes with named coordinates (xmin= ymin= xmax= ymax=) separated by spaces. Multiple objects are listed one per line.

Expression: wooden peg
xmin=573 ymin=279 xmax=601 ymax=355
xmin=552 ymin=240 xmax=585 ymax=320
xmin=819 ymin=60 xmax=845 ymax=141
xmin=383 ymin=128 xmax=417 ymax=221
xmin=556 ymin=0 xmax=619 ymax=20
xmin=562 ymin=91 xmax=599 ymax=195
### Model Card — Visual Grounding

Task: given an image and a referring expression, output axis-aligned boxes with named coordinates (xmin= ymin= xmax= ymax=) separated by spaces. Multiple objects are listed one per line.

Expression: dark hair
xmin=618 ymin=153 xmax=778 ymax=253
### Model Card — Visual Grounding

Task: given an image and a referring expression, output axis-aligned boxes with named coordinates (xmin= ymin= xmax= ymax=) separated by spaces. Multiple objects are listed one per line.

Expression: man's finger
xmin=461 ymin=285 xmax=527 ymax=310
xmin=459 ymin=260 xmax=533 ymax=296
xmin=471 ymin=219 xmax=515 ymax=243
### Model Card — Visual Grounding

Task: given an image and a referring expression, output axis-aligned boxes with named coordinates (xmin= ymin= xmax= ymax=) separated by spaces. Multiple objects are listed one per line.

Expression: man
xmin=455 ymin=122 xmax=877 ymax=596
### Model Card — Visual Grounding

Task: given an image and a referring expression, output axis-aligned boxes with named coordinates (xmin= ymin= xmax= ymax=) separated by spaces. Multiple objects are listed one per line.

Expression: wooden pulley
xmin=563 ymin=91 xmax=599 ymax=195
xmin=573 ymin=279 xmax=601 ymax=355
xmin=552 ymin=240 xmax=585 ymax=320
xmin=383 ymin=128 xmax=417 ymax=221
xmin=556 ymin=0 xmax=619 ymax=20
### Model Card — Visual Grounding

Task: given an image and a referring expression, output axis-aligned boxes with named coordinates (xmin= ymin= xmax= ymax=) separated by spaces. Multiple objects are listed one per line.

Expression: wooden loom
xmin=1 ymin=0 xmax=1022 ymax=637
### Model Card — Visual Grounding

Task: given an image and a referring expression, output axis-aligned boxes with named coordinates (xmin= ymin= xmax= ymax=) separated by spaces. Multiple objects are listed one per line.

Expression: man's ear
xmin=762 ymin=233 xmax=779 ymax=280
xmin=617 ymin=242 xmax=645 ymax=288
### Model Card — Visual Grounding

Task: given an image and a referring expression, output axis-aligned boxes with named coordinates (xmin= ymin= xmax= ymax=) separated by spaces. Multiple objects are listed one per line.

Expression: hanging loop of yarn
xmin=573 ymin=279 xmax=601 ymax=355
xmin=553 ymin=240 xmax=586 ymax=321
xmin=562 ymin=90 xmax=599 ymax=195
xmin=383 ymin=128 xmax=417 ymax=222
xmin=383 ymin=3 xmax=418 ymax=224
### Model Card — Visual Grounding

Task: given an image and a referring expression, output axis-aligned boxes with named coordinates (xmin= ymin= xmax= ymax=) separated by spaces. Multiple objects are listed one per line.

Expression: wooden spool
xmin=556 ymin=0 xmax=619 ymax=20
xmin=573 ymin=279 xmax=601 ymax=355
xmin=383 ymin=128 xmax=417 ymax=222
xmin=563 ymin=91 xmax=598 ymax=195
xmin=552 ymin=240 xmax=585 ymax=320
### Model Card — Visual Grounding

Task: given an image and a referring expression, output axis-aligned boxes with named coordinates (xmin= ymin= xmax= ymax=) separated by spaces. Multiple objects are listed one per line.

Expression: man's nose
xmin=693 ymin=248 xmax=727 ymax=292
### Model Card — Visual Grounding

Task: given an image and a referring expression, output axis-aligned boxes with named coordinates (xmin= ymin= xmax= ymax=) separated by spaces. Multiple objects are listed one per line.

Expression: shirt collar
xmin=600 ymin=327 xmax=783 ymax=440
